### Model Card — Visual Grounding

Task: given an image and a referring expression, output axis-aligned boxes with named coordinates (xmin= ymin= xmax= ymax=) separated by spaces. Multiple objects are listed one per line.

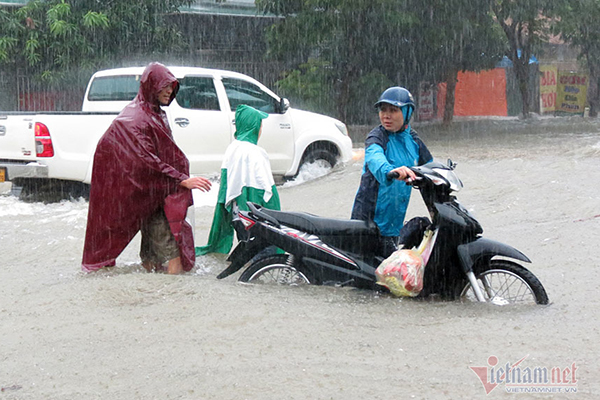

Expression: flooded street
xmin=1 ymin=118 xmax=600 ymax=399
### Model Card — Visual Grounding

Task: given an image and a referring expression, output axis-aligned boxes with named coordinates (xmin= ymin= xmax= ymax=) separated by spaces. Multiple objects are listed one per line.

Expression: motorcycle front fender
xmin=456 ymin=237 xmax=531 ymax=274
xmin=216 ymin=239 xmax=265 ymax=279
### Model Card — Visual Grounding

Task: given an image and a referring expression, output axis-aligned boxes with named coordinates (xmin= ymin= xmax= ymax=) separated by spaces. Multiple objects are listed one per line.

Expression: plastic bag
xmin=375 ymin=248 xmax=425 ymax=297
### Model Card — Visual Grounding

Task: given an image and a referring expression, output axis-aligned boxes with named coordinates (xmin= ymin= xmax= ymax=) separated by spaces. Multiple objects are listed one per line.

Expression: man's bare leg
xmin=143 ymin=262 xmax=162 ymax=273
xmin=167 ymin=256 xmax=183 ymax=274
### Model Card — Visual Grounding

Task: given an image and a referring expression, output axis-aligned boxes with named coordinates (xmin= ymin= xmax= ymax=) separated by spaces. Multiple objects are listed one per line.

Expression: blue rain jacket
xmin=351 ymin=125 xmax=432 ymax=237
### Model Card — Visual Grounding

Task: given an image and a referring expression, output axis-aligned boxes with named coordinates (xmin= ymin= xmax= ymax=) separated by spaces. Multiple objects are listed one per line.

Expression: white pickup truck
xmin=0 ymin=66 xmax=352 ymax=200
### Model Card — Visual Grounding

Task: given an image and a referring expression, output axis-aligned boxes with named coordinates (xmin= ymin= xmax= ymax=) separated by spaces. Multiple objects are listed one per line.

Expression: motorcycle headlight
xmin=433 ymin=168 xmax=463 ymax=192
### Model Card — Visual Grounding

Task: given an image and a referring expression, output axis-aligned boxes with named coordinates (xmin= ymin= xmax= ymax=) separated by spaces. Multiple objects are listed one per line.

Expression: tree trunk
xmin=493 ymin=13 xmax=533 ymax=119
xmin=589 ymin=76 xmax=599 ymax=118
xmin=514 ymin=60 xmax=531 ymax=118
xmin=587 ymin=63 xmax=599 ymax=118
xmin=443 ymin=68 xmax=458 ymax=125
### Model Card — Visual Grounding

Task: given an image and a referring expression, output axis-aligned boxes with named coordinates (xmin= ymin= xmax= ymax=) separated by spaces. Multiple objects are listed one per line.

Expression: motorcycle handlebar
xmin=386 ymin=171 xmax=400 ymax=180
xmin=386 ymin=168 xmax=423 ymax=185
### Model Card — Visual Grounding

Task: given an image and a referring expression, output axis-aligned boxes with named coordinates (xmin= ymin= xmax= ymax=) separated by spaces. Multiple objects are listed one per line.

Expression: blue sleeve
xmin=365 ymin=144 xmax=394 ymax=186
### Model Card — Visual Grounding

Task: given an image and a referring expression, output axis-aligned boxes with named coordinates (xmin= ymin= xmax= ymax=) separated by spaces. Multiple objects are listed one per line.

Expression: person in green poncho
xmin=196 ymin=105 xmax=281 ymax=255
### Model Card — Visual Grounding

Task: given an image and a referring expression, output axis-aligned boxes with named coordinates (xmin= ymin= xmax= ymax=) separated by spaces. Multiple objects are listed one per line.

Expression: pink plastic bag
xmin=375 ymin=248 xmax=425 ymax=297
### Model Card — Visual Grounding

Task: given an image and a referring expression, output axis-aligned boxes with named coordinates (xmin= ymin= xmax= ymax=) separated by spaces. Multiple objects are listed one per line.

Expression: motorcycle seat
xmin=261 ymin=208 xmax=380 ymax=237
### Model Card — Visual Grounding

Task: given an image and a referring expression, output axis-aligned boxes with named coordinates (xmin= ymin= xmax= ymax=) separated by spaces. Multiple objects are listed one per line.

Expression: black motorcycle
xmin=217 ymin=160 xmax=549 ymax=305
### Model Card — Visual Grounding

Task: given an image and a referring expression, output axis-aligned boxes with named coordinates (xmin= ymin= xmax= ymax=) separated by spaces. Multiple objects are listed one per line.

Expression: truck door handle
xmin=174 ymin=118 xmax=189 ymax=128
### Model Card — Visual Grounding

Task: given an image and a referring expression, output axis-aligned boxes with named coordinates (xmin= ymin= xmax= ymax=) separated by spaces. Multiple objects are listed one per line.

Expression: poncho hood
xmin=137 ymin=62 xmax=179 ymax=110
xmin=234 ymin=104 xmax=268 ymax=144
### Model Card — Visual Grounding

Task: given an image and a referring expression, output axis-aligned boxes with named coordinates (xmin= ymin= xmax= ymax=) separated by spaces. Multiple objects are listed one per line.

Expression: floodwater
xmin=1 ymin=117 xmax=599 ymax=399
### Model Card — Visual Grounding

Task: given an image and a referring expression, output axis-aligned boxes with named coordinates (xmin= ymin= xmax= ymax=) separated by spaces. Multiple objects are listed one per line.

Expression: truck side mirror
xmin=279 ymin=98 xmax=290 ymax=114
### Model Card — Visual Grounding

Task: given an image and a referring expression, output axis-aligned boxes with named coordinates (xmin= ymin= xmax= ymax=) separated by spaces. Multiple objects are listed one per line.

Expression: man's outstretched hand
xmin=181 ymin=176 xmax=212 ymax=192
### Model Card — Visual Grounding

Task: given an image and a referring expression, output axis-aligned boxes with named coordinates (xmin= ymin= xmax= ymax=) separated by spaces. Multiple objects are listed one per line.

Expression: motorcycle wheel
xmin=239 ymin=255 xmax=316 ymax=285
xmin=458 ymin=260 xmax=549 ymax=305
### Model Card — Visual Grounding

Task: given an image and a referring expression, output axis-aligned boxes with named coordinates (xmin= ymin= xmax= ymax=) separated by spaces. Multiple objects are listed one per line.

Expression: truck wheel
xmin=297 ymin=144 xmax=338 ymax=178
xmin=302 ymin=148 xmax=337 ymax=169
xmin=18 ymin=179 xmax=90 ymax=203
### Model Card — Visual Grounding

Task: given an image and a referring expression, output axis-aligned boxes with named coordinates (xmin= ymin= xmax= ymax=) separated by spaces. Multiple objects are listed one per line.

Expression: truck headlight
xmin=334 ymin=120 xmax=348 ymax=136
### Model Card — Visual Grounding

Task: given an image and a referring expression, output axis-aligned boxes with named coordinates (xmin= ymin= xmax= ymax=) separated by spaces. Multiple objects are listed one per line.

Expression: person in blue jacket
xmin=351 ymin=86 xmax=433 ymax=257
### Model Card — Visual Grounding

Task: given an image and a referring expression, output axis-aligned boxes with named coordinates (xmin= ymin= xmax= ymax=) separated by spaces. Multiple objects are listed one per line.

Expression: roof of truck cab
xmin=91 ymin=66 xmax=250 ymax=80
xmin=86 ymin=66 xmax=280 ymax=103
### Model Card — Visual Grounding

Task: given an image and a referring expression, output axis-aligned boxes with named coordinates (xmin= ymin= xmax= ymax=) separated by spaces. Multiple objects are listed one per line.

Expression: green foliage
xmin=275 ymin=59 xmax=395 ymax=124
xmin=82 ymin=11 xmax=109 ymax=29
xmin=415 ymin=0 xmax=505 ymax=81
xmin=555 ymin=0 xmax=600 ymax=67
xmin=276 ymin=59 xmax=337 ymax=117
xmin=490 ymin=0 xmax=566 ymax=116
xmin=554 ymin=0 xmax=600 ymax=116
xmin=258 ymin=0 xmax=505 ymax=123
xmin=0 ymin=0 xmax=192 ymax=90
xmin=0 ymin=36 xmax=17 ymax=62
xmin=347 ymin=70 xmax=395 ymax=124
xmin=24 ymin=37 xmax=40 ymax=65
xmin=491 ymin=0 xmax=559 ymax=57
xmin=258 ymin=0 xmax=420 ymax=122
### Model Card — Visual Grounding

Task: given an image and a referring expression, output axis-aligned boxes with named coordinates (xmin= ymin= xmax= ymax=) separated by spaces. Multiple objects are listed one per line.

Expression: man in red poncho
xmin=82 ymin=62 xmax=211 ymax=274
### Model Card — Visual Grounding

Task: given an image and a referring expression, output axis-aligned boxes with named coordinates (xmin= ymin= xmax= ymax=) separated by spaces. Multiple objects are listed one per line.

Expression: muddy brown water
xmin=1 ymin=117 xmax=599 ymax=399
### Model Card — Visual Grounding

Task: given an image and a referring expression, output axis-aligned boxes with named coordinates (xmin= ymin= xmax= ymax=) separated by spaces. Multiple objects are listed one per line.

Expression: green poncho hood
xmin=234 ymin=104 xmax=268 ymax=144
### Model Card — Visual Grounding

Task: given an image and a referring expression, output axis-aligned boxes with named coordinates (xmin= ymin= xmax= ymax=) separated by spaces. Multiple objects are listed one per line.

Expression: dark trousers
xmin=380 ymin=217 xmax=431 ymax=258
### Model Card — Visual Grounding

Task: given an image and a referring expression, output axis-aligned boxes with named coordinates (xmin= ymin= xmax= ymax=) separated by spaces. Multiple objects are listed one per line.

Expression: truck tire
xmin=298 ymin=142 xmax=339 ymax=176
xmin=17 ymin=179 xmax=90 ymax=203
xmin=302 ymin=148 xmax=337 ymax=169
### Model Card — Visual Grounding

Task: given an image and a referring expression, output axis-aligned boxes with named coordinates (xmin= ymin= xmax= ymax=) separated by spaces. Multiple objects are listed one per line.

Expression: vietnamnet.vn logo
xmin=470 ymin=355 xmax=578 ymax=394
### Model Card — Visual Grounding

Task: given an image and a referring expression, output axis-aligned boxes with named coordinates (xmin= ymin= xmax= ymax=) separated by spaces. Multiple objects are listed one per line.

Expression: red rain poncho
xmin=82 ymin=63 xmax=195 ymax=272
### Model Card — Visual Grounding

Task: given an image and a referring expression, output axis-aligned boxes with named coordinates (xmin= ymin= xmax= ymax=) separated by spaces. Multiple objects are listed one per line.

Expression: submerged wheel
xmin=297 ymin=144 xmax=339 ymax=177
xmin=239 ymin=254 xmax=316 ymax=285
xmin=16 ymin=178 xmax=90 ymax=203
xmin=302 ymin=148 xmax=337 ymax=169
xmin=458 ymin=260 xmax=549 ymax=305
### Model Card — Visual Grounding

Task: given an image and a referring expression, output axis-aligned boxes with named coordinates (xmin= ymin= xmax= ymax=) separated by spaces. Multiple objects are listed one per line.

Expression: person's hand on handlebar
xmin=389 ymin=166 xmax=417 ymax=182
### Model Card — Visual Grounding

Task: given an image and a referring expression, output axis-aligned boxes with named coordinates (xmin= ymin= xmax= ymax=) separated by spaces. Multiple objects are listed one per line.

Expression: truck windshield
xmin=87 ymin=75 xmax=140 ymax=101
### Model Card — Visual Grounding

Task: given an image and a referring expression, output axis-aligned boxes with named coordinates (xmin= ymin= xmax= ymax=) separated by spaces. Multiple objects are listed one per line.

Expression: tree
xmin=555 ymin=0 xmax=600 ymax=117
xmin=0 ymin=0 xmax=192 ymax=108
xmin=257 ymin=0 xmax=505 ymax=124
xmin=490 ymin=0 xmax=561 ymax=118
xmin=256 ymin=0 xmax=420 ymax=124
xmin=1 ymin=1 xmax=108 ymax=87
xmin=413 ymin=0 xmax=505 ymax=124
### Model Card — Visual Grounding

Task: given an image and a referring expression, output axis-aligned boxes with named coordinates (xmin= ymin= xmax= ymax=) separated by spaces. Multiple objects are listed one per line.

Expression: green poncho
xmin=196 ymin=105 xmax=281 ymax=255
